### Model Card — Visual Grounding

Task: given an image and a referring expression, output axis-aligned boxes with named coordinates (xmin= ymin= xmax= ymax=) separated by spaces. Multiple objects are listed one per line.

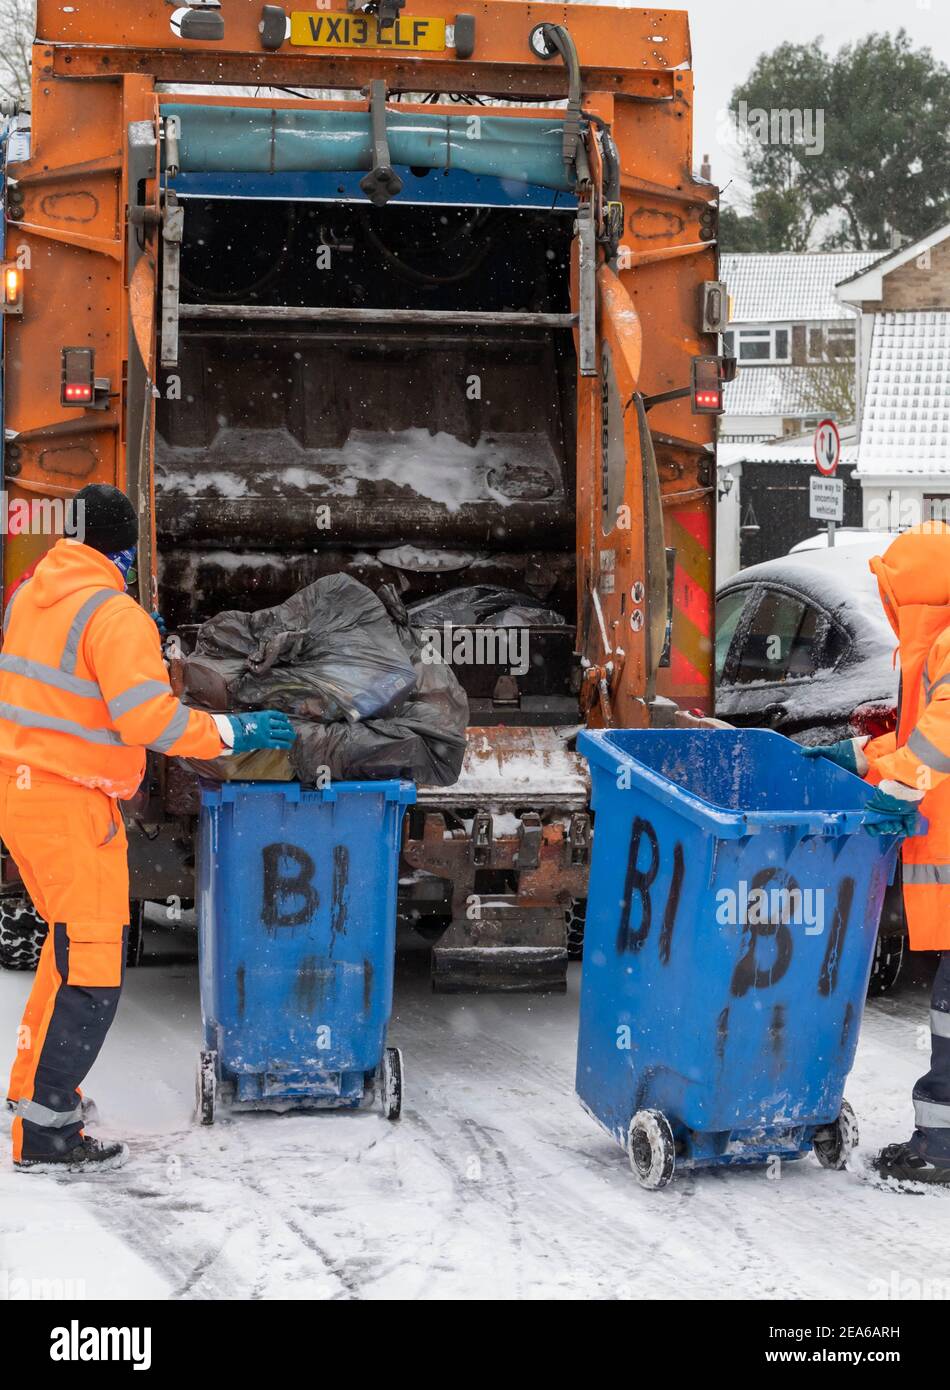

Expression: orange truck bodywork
xmin=1 ymin=1 xmax=718 ymax=987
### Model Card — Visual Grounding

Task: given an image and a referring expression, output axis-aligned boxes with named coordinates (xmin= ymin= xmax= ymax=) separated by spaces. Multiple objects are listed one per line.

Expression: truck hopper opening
xmin=156 ymin=184 xmax=579 ymax=712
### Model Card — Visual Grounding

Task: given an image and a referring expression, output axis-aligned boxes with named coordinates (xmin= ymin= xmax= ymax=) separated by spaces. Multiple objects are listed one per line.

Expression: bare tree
xmin=799 ymin=352 xmax=857 ymax=426
xmin=0 ymin=0 xmax=34 ymax=109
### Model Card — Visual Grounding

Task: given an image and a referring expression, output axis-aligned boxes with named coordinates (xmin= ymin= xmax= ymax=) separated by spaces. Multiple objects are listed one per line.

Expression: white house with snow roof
xmin=720 ymin=251 xmax=879 ymax=442
xmin=836 ymin=224 xmax=950 ymax=529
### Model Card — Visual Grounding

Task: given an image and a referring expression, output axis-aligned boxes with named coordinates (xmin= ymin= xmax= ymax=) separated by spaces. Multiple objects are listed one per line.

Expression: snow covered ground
xmin=0 ymin=930 xmax=946 ymax=1302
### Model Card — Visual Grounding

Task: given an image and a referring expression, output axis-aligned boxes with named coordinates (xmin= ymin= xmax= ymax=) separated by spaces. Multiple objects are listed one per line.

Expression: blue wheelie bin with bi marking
xmin=196 ymin=779 xmax=415 ymax=1123
xmin=576 ymin=728 xmax=902 ymax=1187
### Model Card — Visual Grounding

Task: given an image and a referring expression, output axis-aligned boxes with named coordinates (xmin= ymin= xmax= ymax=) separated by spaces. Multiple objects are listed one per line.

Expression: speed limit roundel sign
xmin=814 ymin=418 xmax=841 ymax=476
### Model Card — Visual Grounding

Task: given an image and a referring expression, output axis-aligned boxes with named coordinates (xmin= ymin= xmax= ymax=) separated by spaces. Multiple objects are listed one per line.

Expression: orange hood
xmin=870 ymin=523 xmax=950 ymax=739
xmin=28 ymin=540 xmax=125 ymax=610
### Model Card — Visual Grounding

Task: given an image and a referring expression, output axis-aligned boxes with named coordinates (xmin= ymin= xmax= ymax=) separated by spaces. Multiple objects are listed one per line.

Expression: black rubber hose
xmin=539 ymin=24 xmax=582 ymax=175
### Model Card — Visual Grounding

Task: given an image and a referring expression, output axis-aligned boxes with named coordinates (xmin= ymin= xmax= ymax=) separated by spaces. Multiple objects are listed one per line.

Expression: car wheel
xmin=868 ymin=932 xmax=904 ymax=997
xmin=126 ymin=901 xmax=146 ymax=968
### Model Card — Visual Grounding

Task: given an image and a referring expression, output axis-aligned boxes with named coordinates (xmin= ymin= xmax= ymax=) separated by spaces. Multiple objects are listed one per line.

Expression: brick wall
xmin=866 ymin=237 xmax=950 ymax=312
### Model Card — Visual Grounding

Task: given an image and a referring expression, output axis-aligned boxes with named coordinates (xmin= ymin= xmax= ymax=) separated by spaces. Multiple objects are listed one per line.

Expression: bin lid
xmin=199 ymin=778 xmax=416 ymax=808
xmin=578 ymin=729 xmax=879 ymax=840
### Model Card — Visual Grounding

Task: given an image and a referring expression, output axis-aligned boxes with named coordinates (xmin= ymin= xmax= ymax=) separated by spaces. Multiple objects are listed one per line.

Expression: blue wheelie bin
xmin=576 ymin=728 xmax=902 ymax=1188
xmin=196 ymin=779 xmax=415 ymax=1123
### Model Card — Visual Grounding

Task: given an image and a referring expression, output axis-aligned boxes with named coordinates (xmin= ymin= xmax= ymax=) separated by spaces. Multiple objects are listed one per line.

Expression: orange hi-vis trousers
xmin=1 ymin=772 xmax=129 ymax=1162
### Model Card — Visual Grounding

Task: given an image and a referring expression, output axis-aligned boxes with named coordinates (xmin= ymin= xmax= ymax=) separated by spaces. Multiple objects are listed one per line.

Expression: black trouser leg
xmin=912 ymin=952 xmax=950 ymax=1163
xmin=16 ymin=924 xmax=126 ymax=1161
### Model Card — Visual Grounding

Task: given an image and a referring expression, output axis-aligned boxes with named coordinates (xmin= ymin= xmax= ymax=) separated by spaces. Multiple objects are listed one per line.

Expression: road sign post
xmin=812 ymin=419 xmax=842 ymax=546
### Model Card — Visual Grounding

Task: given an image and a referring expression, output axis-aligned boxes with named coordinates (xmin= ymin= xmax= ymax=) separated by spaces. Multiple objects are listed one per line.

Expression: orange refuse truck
xmin=0 ymin=1 xmax=725 ymax=989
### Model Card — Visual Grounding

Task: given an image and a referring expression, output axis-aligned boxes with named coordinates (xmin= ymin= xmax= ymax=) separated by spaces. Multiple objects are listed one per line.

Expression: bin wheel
xmin=196 ymin=1050 xmax=217 ymax=1126
xmin=627 ymin=1109 xmax=675 ymax=1189
xmin=381 ymin=1047 xmax=403 ymax=1121
xmin=813 ymin=1099 xmax=858 ymax=1170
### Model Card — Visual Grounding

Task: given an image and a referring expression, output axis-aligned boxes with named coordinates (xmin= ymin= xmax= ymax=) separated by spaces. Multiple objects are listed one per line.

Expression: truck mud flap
xmin=432 ymin=943 xmax=568 ymax=994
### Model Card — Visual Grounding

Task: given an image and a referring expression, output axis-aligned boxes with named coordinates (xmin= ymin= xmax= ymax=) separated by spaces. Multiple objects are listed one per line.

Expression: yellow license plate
xmin=290 ymin=13 xmax=447 ymax=51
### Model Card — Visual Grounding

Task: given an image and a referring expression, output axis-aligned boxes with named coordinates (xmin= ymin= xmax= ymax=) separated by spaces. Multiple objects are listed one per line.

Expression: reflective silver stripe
xmin=923 ymin=664 xmax=933 ymax=699
xmin=2 ymin=580 xmax=27 ymax=637
xmin=108 ymin=679 xmax=170 ymax=721
xmin=147 ymin=701 xmax=190 ymax=753
xmin=932 ymin=1010 xmax=950 ymax=1040
xmin=0 ymin=700 xmax=125 ymax=746
xmin=902 ymin=862 xmax=950 ymax=886
xmin=16 ymin=1098 xmax=83 ymax=1129
xmin=60 ymin=590 xmax=121 ymax=674
xmin=914 ymin=1098 xmax=950 ymax=1129
xmin=907 ymin=728 xmax=950 ymax=774
xmin=926 ymin=674 xmax=950 ymax=703
xmin=0 ymin=654 xmax=100 ymax=699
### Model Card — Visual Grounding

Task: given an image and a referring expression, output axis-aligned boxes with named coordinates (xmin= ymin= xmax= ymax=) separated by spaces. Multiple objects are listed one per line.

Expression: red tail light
xmin=691 ymin=356 xmax=726 ymax=415
xmin=849 ymin=701 xmax=898 ymax=740
xmin=61 ymin=346 xmax=95 ymax=407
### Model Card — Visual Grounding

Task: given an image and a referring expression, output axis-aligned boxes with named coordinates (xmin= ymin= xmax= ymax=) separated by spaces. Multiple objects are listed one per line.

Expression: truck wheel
xmin=867 ymin=932 xmax=904 ymax=997
xmin=813 ymin=1099 xmax=858 ymax=1170
xmin=380 ymin=1046 xmax=403 ymax=1121
xmin=0 ymin=896 xmax=47 ymax=971
xmin=566 ymin=897 xmax=587 ymax=961
xmin=196 ymin=1050 xmax=218 ymax=1125
xmin=627 ymin=1109 xmax=676 ymax=1189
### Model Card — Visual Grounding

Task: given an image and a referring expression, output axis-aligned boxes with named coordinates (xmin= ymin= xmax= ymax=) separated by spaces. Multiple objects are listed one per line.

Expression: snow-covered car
xmin=716 ymin=540 xmax=896 ymax=745
xmin=715 ymin=539 xmax=904 ymax=992
xmin=788 ymin=528 xmax=900 ymax=555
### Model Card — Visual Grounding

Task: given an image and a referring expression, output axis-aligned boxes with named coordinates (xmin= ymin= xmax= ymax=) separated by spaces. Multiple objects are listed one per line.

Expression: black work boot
xmin=15 ymin=1135 xmax=129 ymax=1174
xmin=875 ymin=1140 xmax=950 ymax=1186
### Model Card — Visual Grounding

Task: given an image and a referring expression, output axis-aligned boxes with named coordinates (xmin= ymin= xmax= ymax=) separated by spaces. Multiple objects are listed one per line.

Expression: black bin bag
xmin=183 ymin=573 xmax=418 ymax=722
xmin=181 ymin=575 xmax=468 ymax=787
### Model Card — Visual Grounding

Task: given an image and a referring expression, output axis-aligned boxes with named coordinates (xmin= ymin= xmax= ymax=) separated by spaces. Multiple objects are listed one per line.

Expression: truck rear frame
xmin=1 ymin=2 xmax=721 ymax=990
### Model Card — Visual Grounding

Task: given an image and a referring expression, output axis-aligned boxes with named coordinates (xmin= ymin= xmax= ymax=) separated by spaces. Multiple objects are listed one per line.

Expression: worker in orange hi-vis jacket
xmin=0 ymin=485 xmax=295 ymax=1173
xmin=805 ymin=521 xmax=950 ymax=1185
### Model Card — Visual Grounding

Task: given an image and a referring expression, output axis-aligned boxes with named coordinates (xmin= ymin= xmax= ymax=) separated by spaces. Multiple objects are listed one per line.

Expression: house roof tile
xmin=856 ymin=312 xmax=950 ymax=476
xmin=722 ymin=251 xmax=879 ymax=323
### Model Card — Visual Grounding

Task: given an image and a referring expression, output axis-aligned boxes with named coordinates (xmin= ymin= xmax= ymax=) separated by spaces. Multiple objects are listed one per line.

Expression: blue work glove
xmin=228 ymin=710 xmax=296 ymax=754
xmin=862 ymin=787 xmax=922 ymax=839
xmin=801 ymin=739 xmax=862 ymax=774
xmin=151 ymin=610 xmax=167 ymax=640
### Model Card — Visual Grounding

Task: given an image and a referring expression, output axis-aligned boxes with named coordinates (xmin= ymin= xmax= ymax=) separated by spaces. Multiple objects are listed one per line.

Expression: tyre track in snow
xmin=397 ymin=990 xmax=701 ymax=1297
xmin=384 ymin=984 xmax=603 ymax=1296
xmin=4 ymin=956 xmax=945 ymax=1299
xmin=65 ymin=1150 xmax=244 ymax=1300
xmin=121 ymin=1112 xmax=466 ymax=1298
xmin=91 ymin=1130 xmax=374 ymax=1298
xmin=223 ymin=1115 xmax=469 ymax=1298
xmin=207 ymin=1127 xmax=411 ymax=1297
xmin=390 ymin=968 xmax=949 ymax=1299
